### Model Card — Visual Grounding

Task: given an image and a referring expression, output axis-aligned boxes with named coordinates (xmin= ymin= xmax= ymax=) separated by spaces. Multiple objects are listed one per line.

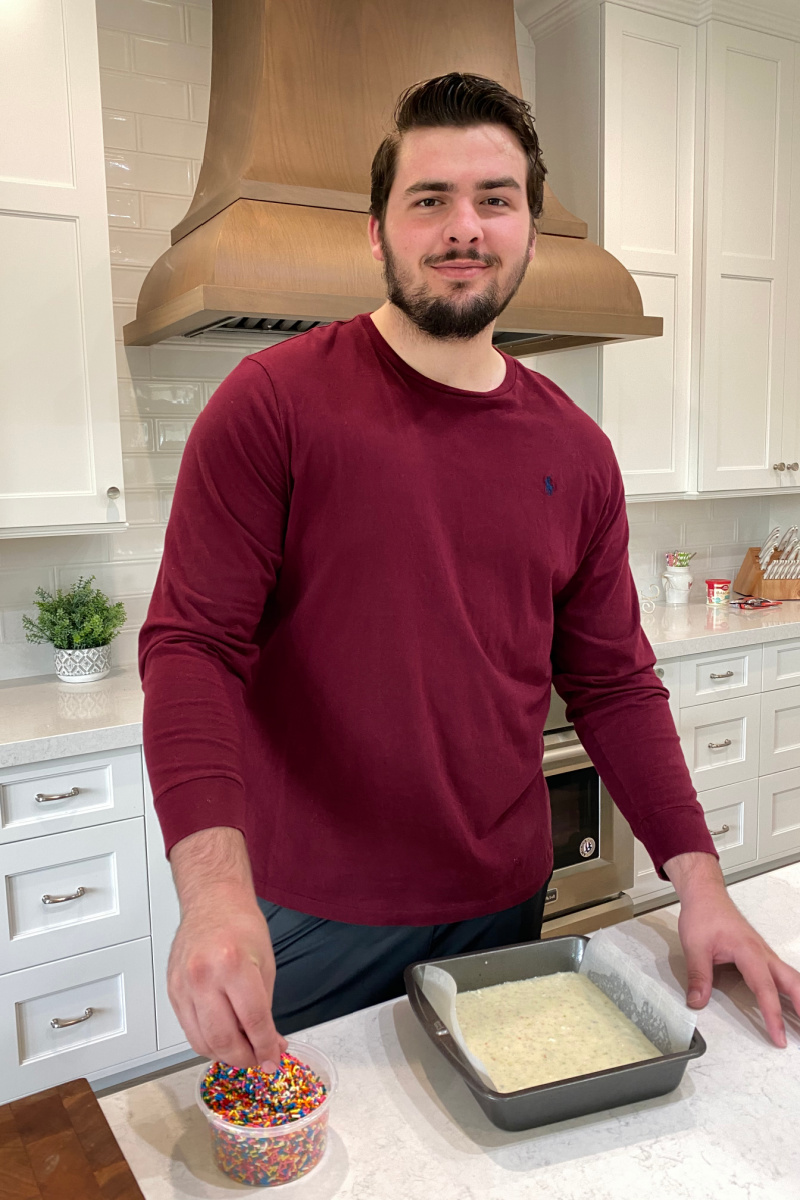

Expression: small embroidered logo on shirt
xmin=544 ymin=475 xmax=556 ymax=495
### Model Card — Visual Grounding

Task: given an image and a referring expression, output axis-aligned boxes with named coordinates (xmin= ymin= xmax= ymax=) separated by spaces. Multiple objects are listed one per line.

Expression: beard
xmin=379 ymin=229 xmax=532 ymax=340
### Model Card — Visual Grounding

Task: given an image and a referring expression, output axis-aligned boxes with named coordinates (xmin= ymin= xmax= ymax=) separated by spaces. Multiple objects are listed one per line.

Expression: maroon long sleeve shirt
xmin=139 ymin=312 xmax=716 ymax=924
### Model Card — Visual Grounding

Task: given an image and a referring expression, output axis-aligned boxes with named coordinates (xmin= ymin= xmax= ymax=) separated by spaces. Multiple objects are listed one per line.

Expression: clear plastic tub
xmin=195 ymin=1040 xmax=337 ymax=1187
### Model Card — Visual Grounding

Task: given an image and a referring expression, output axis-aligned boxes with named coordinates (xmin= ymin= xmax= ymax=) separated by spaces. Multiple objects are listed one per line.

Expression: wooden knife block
xmin=733 ymin=546 xmax=800 ymax=600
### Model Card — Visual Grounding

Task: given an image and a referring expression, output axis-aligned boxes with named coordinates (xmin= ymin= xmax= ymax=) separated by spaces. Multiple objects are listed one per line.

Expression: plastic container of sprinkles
xmin=196 ymin=1041 xmax=337 ymax=1187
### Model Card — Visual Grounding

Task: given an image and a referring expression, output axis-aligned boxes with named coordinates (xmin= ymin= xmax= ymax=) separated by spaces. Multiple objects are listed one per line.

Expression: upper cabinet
xmin=528 ymin=1 xmax=800 ymax=498
xmin=601 ymin=6 xmax=697 ymax=496
xmin=699 ymin=24 xmax=796 ymax=492
xmin=0 ymin=0 xmax=125 ymax=537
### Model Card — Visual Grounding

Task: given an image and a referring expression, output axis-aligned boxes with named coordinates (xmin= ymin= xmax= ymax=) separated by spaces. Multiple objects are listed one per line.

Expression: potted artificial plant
xmin=23 ymin=576 xmax=126 ymax=683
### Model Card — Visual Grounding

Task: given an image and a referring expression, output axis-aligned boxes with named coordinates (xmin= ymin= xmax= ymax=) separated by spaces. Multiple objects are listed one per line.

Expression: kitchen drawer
xmin=758 ymin=767 xmax=800 ymax=860
xmin=679 ymin=694 xmax=760 ymax=791
xmin=0 ymin=747 xmax=143 ymax=844
xmin=759 ymin=684 xmax=800 ymax=776
xmin=762 ymin=639 xmax=800 ymax=691
xmin=654 ymin=660 xmax=680 ymax=726
xmin=0 ymin=818 xmax=150 ymax=973
xmin=679 ymin=646 xmax=762 ymax=707
xmin=0 ymin=938 xmax=156 ymax=1106
xmin=696 ymin=777 xmax=758 ymax=872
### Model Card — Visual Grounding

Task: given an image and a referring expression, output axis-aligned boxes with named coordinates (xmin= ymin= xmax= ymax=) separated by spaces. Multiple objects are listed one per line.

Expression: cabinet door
xmin=758 ymin=766 xmax=800 ymax=859
xmin=759 ymin=684 xmax=800 ymax=776
xmin=601 ymin=6 xmax=696 ymax=495
xmin=0 ymin=0 xmax=125 ymax=535
xmin=780 ymin=43 xmax=800 ymax=485
xmin=143 ymin=766 xmax=187 ymax=1051
xmin=698 ymin=23 xmax=795 ymax=491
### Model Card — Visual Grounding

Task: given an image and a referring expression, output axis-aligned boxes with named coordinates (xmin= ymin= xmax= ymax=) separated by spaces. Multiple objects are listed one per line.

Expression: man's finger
xmin=737 ymin=950 xmax=787 ymax=1048
xmin=770 ymin=958 xmax=800 ymax=1023
xmin=683 ymin=943 xmax=713 ymax=1008
xmin=195 ymin=991 xmax=260 ymax=1067
xmin=227 ymin=964 xmax=284 ymax=1068
xmin=179 ymin=993 xmax=214 ymax=1060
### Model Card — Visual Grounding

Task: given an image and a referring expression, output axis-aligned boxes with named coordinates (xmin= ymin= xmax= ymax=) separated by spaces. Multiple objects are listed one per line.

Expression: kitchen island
xmin=100 ymin=863 xmax=800 ymax=1200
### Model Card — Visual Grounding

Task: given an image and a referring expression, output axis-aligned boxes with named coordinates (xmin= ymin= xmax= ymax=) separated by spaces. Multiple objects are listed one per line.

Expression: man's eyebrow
xmin=403 ymin=177 xmax=522 ymax=197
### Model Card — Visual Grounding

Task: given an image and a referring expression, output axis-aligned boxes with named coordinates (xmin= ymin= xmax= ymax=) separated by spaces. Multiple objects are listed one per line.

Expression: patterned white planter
xmin=54 ymin=644 xmax=112 ymax=684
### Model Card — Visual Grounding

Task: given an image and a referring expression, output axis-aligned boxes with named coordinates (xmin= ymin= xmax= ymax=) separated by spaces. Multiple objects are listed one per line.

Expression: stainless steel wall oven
xmin=540 ymin=691 xmax=635 ymax=936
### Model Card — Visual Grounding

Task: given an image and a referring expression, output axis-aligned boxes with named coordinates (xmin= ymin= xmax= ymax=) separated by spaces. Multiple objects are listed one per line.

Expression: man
xmin=140 ymin=73 xmax=800 ymax=1072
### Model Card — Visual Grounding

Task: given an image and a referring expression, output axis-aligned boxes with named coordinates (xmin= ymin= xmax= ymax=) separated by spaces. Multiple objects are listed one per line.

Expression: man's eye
xmin=484 ymin=197 xmax=508 ymax=206
xmin=416 ymin=198 xmax=440 ymax=207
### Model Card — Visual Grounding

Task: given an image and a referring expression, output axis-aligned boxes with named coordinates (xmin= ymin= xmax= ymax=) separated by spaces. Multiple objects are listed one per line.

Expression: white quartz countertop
xmin=0 ymin=666 xmax=144 ymax=768
xmin=100 ymin=863 xmax=800 ymax=1200
xmin=3 ymin=600 xmax=800 ymax=766
xmin=642 ymin=595 xmax=800 ymax=659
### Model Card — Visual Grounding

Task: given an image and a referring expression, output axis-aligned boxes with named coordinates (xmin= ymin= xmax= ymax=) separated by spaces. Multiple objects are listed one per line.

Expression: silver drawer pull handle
xmin=42 ymin=886 xmax=86 ymax=905
xmin=51 ymin=1007 xmax=93 ymax=1029
xmin=35 ymin=787 xmax=80 ymax=803
xmin=709 ymin=824 xmax=730 ymax=837
xmin=708 ymin=739 xmax=732 ymax=749
xmin=710 ymin=671 xmax=734 ymax=680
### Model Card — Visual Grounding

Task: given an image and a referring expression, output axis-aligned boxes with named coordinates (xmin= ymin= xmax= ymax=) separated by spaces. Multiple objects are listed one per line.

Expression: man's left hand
xmin=663 ymin=851 xmax=800 ymax=1048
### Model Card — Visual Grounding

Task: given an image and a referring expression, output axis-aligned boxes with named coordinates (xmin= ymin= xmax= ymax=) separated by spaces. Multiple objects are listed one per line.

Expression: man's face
xmin=368 ymin=123 xmax=536 ymax=340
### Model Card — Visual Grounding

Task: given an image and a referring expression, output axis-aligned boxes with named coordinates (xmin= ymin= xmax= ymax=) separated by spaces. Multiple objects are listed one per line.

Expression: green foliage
xmin=22 ymin=576 xmax=126 ymax=650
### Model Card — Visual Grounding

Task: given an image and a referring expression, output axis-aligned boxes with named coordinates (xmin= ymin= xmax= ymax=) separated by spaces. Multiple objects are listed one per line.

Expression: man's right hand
xmin=166 ymin=827 xmax=288 ymax=1069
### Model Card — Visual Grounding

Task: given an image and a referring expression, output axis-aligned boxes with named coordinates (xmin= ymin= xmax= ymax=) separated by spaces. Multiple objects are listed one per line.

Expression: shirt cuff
xmin=153 ymin=776 xmax=247 ymax=858
xmin=636 ymin=804 xmax=720 ymax=880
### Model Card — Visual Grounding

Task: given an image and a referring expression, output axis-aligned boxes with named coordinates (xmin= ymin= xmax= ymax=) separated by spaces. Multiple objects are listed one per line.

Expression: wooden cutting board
xmin=0 ymin=1077 xmax=144 ymax=1200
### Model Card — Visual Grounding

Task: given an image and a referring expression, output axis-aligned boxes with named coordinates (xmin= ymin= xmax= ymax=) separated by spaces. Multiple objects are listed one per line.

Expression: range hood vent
xmin=124 ymin=0 xmax=661 ymax=355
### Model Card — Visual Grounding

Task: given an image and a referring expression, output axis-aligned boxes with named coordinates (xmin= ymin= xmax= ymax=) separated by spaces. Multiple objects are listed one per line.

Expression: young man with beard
xmin=140 ymin=74 xmax=800 ymax=1071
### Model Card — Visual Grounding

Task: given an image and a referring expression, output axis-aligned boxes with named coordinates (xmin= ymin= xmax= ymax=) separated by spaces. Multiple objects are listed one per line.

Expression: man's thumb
xmin=684 ymin=947 xmax=712 ymax=1008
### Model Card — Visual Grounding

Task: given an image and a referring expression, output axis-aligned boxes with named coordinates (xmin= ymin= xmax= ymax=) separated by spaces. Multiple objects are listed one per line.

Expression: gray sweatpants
xmin=257 ymin=882 xmax=550 ymax=1034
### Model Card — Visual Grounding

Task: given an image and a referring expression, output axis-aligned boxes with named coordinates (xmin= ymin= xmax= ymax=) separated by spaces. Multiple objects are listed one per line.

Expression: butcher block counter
xmin=98 ymin=863 xmax=800 ymax=1200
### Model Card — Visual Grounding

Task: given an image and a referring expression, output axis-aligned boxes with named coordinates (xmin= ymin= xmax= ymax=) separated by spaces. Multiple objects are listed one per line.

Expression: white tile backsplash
xmin=98 ymin=27 xmax=131 ymax=72
xmin=107 ymin=187 xmax=141 ymax=227
xmin=131 ymin=35 xmax=209 ymax=84
xmin=96 ymin=0 xmax=185 ymax=41
xmin=0 ymin=7 xmax=773 ymax=680
xmin=100 ymin=69 xmax=189 ymax=119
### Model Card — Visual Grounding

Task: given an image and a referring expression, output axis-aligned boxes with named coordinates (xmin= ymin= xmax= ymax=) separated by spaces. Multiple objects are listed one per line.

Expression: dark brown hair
xmin=370 ymin=73 xmax=547 ymax=228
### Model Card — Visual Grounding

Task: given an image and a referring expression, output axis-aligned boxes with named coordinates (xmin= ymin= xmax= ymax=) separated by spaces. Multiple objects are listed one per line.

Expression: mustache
xmin=423 ymin=249 xmax=501 ymax=268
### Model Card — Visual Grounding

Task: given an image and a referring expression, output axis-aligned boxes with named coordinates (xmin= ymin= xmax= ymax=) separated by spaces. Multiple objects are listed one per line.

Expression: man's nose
xmin=442 ymin=200 xmax=483 ymax=245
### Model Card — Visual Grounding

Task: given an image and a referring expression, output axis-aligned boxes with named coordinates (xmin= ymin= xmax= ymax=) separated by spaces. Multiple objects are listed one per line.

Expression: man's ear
xmin=368 ymin=215 xmax=384 ymax=264
xmin=528 ymin=226 xmax=537 ymax=263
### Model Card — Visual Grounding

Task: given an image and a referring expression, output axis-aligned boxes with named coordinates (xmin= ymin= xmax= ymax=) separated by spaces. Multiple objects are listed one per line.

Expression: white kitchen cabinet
xmin=759 ymin=684 xmax=800 ymax=776
xmin=0 ymin=0 xmax=126 ymax=536
xmin=679 ymin=646 xmax=762 ymax=707
xmin=600 ymin=5 xmax=697 ymax=496
xmin=533 ymin=2 xmax=696 ymax=497
xmin=698 ymin=23 xmax=796 ymax=492
xmin=144 ymin=770 xmax=187 ymax=1051
xmin=528 ymin=3 xmax=800 ymax=500
xmin=762 ymin=637 xmax=800 ymax=692
xmin=679 ymin=693 xmax=761 ymax=791
xmin=758 ymin=766 xmax=800 ymax=860
xmin=0 ymin=817 xmax=150 ymax=973
xmin=0 ymin=938 xmax=156 ymax=1105
xmin=782 ymin=43 xmax=800 ymax=487
xmin=0 ymin=747 xmax=144 ymax=844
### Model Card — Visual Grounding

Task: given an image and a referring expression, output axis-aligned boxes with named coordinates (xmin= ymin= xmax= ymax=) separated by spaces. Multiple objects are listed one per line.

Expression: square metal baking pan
xmin=404 ymin=934 xmax=706 ymax=1132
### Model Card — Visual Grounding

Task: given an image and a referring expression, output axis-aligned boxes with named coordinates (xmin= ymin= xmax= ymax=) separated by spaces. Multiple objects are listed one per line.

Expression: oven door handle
xmin=542 ymin=738 xmax=592 ymax=776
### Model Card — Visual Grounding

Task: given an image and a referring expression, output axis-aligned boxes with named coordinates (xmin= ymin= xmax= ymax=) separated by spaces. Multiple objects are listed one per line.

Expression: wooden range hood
xmin=123 ymin=0 xmax=662 ymax=354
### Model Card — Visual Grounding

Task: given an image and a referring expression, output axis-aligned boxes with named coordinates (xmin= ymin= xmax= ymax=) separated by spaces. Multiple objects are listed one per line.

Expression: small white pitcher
xmin=662 ymin=564 xmax=693 ymax=606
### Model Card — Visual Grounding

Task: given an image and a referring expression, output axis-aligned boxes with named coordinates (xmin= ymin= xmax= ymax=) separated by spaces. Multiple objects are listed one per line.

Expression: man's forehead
xmin=395 ymin=124 xmax=526 ymax=182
